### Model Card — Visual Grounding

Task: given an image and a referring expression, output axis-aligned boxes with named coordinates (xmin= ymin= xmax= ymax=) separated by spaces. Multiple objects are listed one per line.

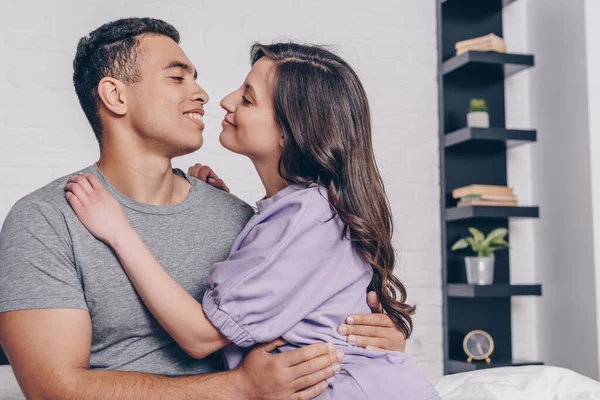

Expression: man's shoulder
xmin=7 ymin=167 xmax=90 ymax=220
xmin=187 ymin=176 xmax=255 ymax=224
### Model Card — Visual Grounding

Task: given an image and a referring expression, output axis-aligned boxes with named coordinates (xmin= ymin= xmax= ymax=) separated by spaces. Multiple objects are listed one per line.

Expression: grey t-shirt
xmin=0 ymin=164 xmax=254 ymax=376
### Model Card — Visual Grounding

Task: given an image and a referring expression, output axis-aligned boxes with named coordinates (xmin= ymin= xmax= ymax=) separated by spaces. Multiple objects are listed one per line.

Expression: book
xmin=458 ymin=199 xmax=518 ymax=207
xmin=455 ymin=33 xmax=506 ymax=50
xmin=455 ymin=34 xmax=499 ymax=49
xmin=456 ymin=44 xmax=506 ymax=56
xmin=460 ymin=194 xmax=517 ymax=202
xmin=452 ymin=184 xmax=514 ymax=199
xmin=455 ymin=33 xmax=507 ymax=55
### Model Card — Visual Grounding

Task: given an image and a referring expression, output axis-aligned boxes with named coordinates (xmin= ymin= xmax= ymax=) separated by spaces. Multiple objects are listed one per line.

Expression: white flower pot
xmin=467 ymin=111 xmax=490 ymax=128
xmin=465 ymin=256 xmax=495 ymax=285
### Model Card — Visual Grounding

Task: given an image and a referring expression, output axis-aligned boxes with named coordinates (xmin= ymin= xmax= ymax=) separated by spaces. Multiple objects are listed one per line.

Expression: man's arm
xmin=0 ymin=309 xmax=341 ymax=400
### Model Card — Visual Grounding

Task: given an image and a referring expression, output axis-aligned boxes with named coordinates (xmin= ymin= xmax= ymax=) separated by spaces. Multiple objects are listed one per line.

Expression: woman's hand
xmin=337 ymin=291 xmax=407 ymax=352
xmin=188 ymin=163 xmax=230 ymax=192
xmin=64 ymin=173 xmax=132 ymax=247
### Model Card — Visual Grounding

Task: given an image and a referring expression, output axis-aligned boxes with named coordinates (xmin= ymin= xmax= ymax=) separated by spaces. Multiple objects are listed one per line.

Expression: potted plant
xmin=451 ymin=227 xmax=509 ymax=285
xmin=467 ymin=98 xmax=489 ymax=128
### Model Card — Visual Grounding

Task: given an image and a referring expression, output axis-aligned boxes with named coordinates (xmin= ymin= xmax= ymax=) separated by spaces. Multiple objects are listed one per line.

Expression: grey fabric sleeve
xmin=0 ymin=199 xmax=88 ymax=312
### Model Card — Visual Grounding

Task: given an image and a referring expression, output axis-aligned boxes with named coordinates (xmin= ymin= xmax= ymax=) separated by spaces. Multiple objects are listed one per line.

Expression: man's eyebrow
xmin=164 ymin=60 xmax=198 ymax=80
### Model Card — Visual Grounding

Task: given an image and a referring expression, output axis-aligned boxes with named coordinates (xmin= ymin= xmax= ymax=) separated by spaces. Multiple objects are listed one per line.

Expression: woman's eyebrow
xmin=245 ymin=83 xmax=257 ymax=98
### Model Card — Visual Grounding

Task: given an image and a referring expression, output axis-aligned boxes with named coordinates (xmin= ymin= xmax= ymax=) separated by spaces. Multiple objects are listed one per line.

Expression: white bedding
xmin=435 ymin=365 xmax=600 ymax=400
xmin=0 ymin=365 xmax=24 ymax=400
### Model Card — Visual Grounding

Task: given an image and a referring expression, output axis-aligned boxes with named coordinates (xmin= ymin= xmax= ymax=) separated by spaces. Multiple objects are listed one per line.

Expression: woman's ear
xmin=97 ymin=77 xmax=128 ymax=116
xmin=279 ymin=135 xmax=285 ymax=148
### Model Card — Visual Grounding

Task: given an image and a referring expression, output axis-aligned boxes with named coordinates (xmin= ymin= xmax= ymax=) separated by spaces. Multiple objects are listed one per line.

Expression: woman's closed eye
xmin=241 ymin=95 xmax=252 ymax=105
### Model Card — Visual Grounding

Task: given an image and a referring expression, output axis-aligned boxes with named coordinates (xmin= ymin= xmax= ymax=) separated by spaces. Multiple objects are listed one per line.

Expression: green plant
xmin=451 ymin=227 xmax=508 ymax=257
xmin=468 ymin=98 xmax=487 ymax=113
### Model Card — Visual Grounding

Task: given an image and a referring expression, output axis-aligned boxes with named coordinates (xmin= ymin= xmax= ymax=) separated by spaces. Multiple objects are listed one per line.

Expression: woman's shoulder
xmin=238 ymin=184 xmax=339 ymax=251
xmin=243 ymin=185 xmax=338 ymax=245
xmin=258 ymin=184 xmax=332 ymax=219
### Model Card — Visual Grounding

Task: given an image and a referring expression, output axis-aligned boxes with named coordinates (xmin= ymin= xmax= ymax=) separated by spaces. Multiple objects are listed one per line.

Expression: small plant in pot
xmin=451 ymin=227 xmax=509 ymax=285
xmin=467 ymin=98 xmax=489 ymax=128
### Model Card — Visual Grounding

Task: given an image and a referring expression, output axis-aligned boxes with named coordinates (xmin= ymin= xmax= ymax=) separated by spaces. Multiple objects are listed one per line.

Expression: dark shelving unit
xmin=446 ymin=359 xmax=544 ymax=374
xmin=441 ymin=0 xmax=518 ymax=6
xmin=443 ymin=51 xmax=534 ymax=79
xmin=444 ymin=127 xmax=537 ymax=149
xmin=437 ymin=0 xmax=542 ymax=374
xmin=447 ymin=284 xmax=542 ymax=298
xmin=446 ymin=206 xmax=539 ymax=221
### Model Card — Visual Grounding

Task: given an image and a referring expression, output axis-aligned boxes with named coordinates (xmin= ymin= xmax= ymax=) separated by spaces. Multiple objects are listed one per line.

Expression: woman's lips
xmin=222 ymin=117 xmax=237 ymax=127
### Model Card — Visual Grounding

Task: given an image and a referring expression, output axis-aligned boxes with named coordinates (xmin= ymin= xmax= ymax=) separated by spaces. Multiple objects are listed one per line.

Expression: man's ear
xmin=97 ymin=77 xmax=128 ymax=116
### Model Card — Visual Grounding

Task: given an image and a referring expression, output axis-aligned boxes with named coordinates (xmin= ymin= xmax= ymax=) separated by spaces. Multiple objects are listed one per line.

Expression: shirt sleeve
xmin=202 ymin=189 xmax=363 ymax=348
xmin=0 ymin=198 xmax=88 ymax=313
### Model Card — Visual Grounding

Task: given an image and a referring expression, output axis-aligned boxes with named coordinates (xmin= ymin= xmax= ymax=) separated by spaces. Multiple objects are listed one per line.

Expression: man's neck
xmin=96 ymin=150 xmax=190 ymax=207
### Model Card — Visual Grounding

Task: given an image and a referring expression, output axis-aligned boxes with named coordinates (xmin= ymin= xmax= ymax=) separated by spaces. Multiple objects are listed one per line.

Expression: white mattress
xmin=0 ymin=365 xmax=24 ymax=400
xmin=435 ymin=365 xmax=600 ymax=400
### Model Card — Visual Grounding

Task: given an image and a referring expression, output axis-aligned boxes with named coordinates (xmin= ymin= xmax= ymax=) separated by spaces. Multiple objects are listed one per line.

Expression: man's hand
xmin=235 ymin=339 xmax=343 ymax=400
xmin=188 ymin=163 xmax=230 ymax=192
xmin=337 ymin=291 xmax=407 ymax=352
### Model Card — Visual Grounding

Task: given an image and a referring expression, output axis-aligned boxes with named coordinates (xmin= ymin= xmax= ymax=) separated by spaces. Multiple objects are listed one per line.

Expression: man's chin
xmin=187 ymin=140 xmax=204 ymax=153
xmin=169 ymin=139 xmax=204 ymax=158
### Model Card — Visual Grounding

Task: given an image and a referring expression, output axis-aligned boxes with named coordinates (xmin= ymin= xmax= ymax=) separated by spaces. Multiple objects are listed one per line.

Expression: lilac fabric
xmin=203 ymin=184 xmax=440 ymax=399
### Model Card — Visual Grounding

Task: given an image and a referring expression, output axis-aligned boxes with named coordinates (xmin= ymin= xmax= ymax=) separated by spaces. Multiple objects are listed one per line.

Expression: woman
xmin=65 ymin=42 xmax=439 ymax=399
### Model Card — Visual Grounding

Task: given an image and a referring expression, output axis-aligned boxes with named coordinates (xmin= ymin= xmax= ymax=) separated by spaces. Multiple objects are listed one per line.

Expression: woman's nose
xmin=220 ymin=91 xmax=238 ymax=113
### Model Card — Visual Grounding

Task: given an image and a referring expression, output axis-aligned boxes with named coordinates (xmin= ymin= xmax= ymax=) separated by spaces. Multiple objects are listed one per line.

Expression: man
xmin=0 ymin=18 xmax=406 ymax=399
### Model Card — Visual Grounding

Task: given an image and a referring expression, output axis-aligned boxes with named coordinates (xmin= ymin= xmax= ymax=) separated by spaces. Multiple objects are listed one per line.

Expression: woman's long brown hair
xmin=251 ymin=42 xmax=416 ymax=338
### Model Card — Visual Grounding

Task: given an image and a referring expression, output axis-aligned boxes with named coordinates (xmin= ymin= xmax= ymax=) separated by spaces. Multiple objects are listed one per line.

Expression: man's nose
xmin=191 ymin=85 xmax=209 ymax=104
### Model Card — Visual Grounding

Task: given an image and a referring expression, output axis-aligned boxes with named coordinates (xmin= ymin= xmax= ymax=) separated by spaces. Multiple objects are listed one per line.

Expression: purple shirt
xmin=203 ymin=184 xmax=439 ymax=399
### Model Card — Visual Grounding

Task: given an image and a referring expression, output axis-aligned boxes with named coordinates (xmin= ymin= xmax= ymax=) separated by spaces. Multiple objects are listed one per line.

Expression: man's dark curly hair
xmin=73 ymin=18 xmax=180 ymax=144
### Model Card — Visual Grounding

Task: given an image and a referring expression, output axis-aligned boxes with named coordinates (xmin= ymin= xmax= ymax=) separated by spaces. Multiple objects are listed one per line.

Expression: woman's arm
xmin=111 ymin=228 xmax=230 ymax=358
xmin=65 ymin=173 xmax=229 ymax=359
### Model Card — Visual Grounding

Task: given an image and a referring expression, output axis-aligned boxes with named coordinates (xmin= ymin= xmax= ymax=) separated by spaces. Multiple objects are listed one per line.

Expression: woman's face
xmin=219 ymin=57 xmax=284 ymax=162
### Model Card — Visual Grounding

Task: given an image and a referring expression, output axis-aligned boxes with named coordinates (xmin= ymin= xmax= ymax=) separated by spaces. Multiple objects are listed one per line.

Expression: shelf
xmin=446 ymin=206 xmax=539 ymax=221
xmin=445 ymin=127 xmax=536 ymax=149
xmin=447 ymin=284 xmax=542 ymax=298
xmin=446 ymin=359 xmax=543 ymax=374
xmin=442 ymin=51 xmax=534 ymax=80
xmin=441 ymin=0 xmax=518 ymax=6
xmin=439 ymin=0 xmax=539 ymax=376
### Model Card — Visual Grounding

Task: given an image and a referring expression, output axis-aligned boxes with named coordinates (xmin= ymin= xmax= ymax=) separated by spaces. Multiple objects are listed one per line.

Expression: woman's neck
xmin=252 ymin=157 xmax=288 ymax=198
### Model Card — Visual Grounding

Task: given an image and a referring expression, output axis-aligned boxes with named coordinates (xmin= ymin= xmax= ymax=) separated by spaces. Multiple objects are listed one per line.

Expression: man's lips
xmin=184 ymin=107 xmax=205 ymax=116
xmin=183 ymin=111 xmax=204 ymax=127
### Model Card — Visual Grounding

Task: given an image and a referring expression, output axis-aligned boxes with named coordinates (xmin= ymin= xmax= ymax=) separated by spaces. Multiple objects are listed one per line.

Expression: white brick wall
xmin=0 ymin=0 xmax=442 ymax=383
xmin=503 ymin=1 xmax=540 ymax=364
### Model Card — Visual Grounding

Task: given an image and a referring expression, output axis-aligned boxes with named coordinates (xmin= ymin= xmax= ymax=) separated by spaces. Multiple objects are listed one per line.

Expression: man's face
xmin=125 ymin=34 xmax=208 ymax=158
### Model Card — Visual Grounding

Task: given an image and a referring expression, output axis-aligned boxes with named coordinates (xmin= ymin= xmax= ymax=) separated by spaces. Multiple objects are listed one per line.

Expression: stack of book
xmin=455 ymin=33 xmax=507 ymax=56
xmin=452 ymin=185 xmax=517 ymax=207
